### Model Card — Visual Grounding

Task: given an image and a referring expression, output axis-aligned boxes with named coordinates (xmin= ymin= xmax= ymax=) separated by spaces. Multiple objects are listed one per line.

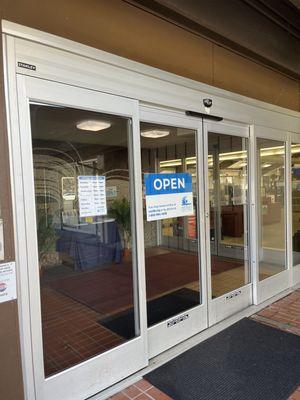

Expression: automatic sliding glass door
xmin=16 ymin=76 xmax=147 ymax=400
xmin=140 ymin=109 xmax=207 ymax=358
xmin=141 ymin=122 xmax=200 ymax=317
xmin=208 ymin=132 xmax=250 ymax=298
xmin=205 ymin=123 xmax=252 ymax=325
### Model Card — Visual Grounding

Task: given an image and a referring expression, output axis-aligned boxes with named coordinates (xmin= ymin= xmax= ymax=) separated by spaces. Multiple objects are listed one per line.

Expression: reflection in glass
xmin=291 ymin=144 xmax=300 ymax=266
xmin=141 ymin=123 xmax=200 ymax=327
xmin=208 ymin=133 xmax=249 ymax=298
xmin=31 ymin=104 xmax=138 ymax=377
xmin=257 ymin=138 xmax=286 ymax=280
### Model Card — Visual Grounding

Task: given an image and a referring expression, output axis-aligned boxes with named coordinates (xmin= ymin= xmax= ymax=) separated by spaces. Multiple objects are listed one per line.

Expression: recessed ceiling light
xmin=141 ymin=129 xmax=170 ymax=138
xmin=160 ymin=159 xmax=182 ymax=167
xmin=76 ymin=120 xmax=111 ymax=131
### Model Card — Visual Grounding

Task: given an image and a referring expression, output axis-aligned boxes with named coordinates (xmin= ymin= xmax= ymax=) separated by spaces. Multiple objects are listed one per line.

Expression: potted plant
xmin=109 ymin=197 xmax=131 ymax=258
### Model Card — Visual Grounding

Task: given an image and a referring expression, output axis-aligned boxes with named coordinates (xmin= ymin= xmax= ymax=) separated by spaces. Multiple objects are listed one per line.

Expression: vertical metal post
xmin=286 ymin=135 xmax=293 ymax=286
xmin=249 ymin=125 xmax=259 ymax=304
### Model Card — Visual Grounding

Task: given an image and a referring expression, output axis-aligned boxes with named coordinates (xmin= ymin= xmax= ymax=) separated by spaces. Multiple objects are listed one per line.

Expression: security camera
xmin=203 ymin=98 xmax=212 ymax=114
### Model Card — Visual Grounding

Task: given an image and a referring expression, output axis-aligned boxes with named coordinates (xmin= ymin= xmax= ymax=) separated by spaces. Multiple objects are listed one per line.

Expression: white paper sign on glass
xmin=106 ymin=186 xmax=118 ymax=198
xmin=78 ymin=176 xmax=107 ymax=218
xmin=145 ymin=173 xmax=194 ymax=222
xmin=0 ymin=262 xmax=17 ymax=303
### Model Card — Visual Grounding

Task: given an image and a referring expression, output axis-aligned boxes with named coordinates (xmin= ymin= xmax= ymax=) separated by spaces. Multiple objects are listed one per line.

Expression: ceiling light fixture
xmin=141 ymin=129 xmax=170 ymax=139
xmin=76 ymin=120 xmax=111 ymax=132
xmin=159 ymin=159 xmax=182 ymax=167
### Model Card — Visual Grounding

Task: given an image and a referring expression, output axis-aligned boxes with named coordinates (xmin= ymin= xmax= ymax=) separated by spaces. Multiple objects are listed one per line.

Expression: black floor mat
xmin=99 ymin=288 xmax=199 ymax=339
xmin=145 ymin=318 xmax=300 ymax=400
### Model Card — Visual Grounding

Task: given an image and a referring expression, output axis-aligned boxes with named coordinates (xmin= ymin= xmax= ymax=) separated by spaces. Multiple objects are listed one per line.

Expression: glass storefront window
xmin=257 ymin=138 xmax=286 ymax=280
xmin=291 ymin=143 xmax=300 ymax=266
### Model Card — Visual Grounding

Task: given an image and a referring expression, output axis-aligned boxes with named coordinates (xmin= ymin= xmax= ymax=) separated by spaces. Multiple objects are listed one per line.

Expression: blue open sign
xmin=145 ymin=173 xmax=192 ymax=196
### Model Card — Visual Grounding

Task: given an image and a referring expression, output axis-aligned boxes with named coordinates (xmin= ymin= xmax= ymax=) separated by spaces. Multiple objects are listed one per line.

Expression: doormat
xmin=145 ymin=318 xmax=300 ymax=400
xmin=99 ymin=288 xmax=199 ymax=339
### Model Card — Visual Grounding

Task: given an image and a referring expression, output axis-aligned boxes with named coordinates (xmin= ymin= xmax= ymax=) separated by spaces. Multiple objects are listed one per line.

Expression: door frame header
xmin=2 ymin=20 xmax=300 ymax=135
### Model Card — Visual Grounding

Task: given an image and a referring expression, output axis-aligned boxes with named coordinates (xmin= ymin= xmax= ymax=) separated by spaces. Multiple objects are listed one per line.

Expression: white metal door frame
xmin=203 ymin=120 xmax=253 ymax=325
xmin=14 ymin=75 xmax=148 ymax=400
xmin=140 ymin=106 xmax=208 ymax=358
xmin=250 ymin=125 xmax=291 ymax=304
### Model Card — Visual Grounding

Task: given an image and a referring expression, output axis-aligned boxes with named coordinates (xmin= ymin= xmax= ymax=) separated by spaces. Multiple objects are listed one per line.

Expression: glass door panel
xmin=30 ymin=103 xmax=140 ymax=377
xmin=140 ymin=122 xmax=201 ymax=326
xmin=208 ymin=132 xmax=250 ymax=298
xmin=257 ymin=138 xmax=286 ymax=280
xmin=291 ymin=143 xmax=300 ymax=266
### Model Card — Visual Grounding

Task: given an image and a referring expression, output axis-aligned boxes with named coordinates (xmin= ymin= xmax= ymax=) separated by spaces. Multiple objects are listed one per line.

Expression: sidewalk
xmin=109 ymin=289 xmax=300 ymax=400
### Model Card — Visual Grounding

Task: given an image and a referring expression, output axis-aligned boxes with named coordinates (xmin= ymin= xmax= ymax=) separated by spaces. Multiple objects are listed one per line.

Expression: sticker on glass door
xmin=145 ymin=173 xmax=193 ymax=221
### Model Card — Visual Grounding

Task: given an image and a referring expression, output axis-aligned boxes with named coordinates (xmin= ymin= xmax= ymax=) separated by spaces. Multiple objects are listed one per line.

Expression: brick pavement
xmin=251 ymin=289 xmax=300 ymax=336
xmin=108 ymin=379 xmax=171 ymax=399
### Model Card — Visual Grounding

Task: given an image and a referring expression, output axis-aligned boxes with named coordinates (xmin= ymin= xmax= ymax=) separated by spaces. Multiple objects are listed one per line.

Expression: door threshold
xmin=90 ymin=284 xmax=299 ymax=400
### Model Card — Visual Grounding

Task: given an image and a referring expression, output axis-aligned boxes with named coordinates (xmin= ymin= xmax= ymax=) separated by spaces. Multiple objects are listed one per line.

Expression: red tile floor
xmin=40 ymin=250 xmax=248 ymax=376
xmin=110 ymin=289 xmax=300 ymax=400
xmin=41 ymin=287 xmax=125 ymax=376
